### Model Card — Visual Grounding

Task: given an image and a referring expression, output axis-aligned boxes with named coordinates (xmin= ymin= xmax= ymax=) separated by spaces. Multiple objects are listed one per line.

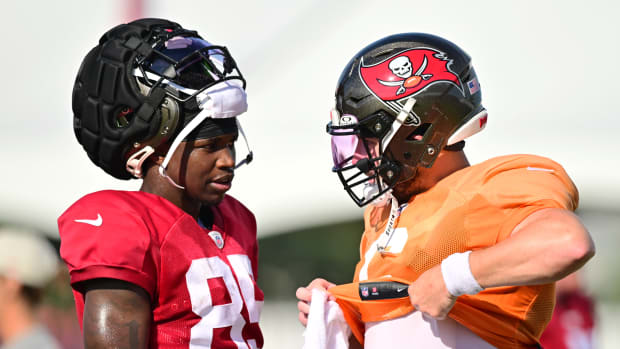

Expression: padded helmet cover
xmin=72 ymin=18 xmax=185 ymax=179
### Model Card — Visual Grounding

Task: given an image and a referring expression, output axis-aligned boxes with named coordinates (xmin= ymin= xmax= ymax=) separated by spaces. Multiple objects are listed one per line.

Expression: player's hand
xmin=408 ymin=265 xmax=457 ymax=319
xmin=295 ymin=278 xmax=336 ymax=326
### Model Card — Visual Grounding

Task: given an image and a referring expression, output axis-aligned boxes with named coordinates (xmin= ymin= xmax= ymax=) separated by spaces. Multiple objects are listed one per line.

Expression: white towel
xmin=302 ymin=288 xmax=351 ymax=349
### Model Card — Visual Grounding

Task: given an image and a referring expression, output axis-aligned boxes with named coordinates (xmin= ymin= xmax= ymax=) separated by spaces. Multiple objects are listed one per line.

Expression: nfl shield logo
xmin=361 ymin=287 xmax=369 ymax=297
xmin=208 ymin=231 xmax=225 ymax=249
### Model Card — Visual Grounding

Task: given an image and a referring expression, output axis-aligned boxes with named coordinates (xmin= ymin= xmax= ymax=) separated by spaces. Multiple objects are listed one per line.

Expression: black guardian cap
xmin=73 ymin=18 xmax=247 ymax=179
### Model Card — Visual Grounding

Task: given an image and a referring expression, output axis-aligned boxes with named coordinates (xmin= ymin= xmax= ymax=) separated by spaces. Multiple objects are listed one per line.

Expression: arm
xmin=470 ymin=208 xmax=595 ymax=287
xmin=408 ymin=208 xmax=595 ymax=319
xmin=81 ymin=278 xmax=152 ymax=349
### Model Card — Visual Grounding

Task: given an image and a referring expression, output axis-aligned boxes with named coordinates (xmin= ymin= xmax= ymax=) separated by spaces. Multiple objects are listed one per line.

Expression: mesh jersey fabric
xmin=329 ymin=154 xmax=578 ymax=348
xmin=58 ymin=190 xmax=264 ymax=348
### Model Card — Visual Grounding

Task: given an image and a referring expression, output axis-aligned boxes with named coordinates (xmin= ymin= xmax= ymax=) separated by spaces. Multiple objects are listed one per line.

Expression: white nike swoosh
xmin=526 ymin=166 xmax=554 ymax=172
xmin=396 ymin=287 xmax=407 ymax=293
xmin=74 ymin=213 xmax=102 ymax=227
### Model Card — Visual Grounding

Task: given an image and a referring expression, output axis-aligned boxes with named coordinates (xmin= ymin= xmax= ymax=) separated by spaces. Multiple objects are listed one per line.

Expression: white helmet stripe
xmin=381 ymin=97 xmax=416 ymax=151
xmin=447 ymin=110 xmax=488 ymax=145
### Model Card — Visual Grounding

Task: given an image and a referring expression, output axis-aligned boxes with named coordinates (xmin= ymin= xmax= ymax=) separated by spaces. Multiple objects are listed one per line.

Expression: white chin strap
xmin=158 ymin=107 xmax=214 ymax=189
xmin=158 ymin=80 xmax=249 ymax=190
xmin=365 ymin=184 xmax=393 ymax=207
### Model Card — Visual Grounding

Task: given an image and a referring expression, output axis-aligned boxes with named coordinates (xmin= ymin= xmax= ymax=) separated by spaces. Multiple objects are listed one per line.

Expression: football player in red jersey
xmin=539 ymin=272 xmax=596 ymax=349
xmin=58 ymin=18 xmax=263 ymax=348
xmin=296 ymin=33 xmax=595 ymax=348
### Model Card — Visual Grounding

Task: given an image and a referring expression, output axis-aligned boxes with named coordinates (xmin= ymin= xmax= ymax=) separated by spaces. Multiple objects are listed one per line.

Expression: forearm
xmin=469 ymin=208 xmax=594 ymax=288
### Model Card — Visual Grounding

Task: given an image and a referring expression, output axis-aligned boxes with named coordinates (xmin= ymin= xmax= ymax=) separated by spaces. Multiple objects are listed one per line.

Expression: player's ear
xmin=151 ymin=143 xmax=172 ymax=166
xmin=150 ymin=153 xmax=166 ymax=166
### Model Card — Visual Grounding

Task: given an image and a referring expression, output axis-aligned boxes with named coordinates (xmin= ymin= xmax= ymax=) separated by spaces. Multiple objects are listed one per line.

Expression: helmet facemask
xmin=129 ymin=34 xmax=253 ymax=186
xmin=328 ymin=98 xmax=417 ymax=207
xmin=135 ymin=35 xmax=247 ymax=104
xmin=329 ymin=33 xmax=488 ymax=207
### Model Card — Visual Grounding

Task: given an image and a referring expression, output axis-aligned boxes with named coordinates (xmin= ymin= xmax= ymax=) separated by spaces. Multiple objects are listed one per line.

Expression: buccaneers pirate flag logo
xmin=360 ymin=48 xmax=462 ymax=102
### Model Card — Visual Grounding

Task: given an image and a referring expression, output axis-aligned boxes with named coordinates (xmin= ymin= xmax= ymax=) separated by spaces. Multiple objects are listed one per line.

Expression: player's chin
xmin=199 ymin=193 xmax=226 ymax=206
xmin=200 ymin=186 xmax=231 ymax=206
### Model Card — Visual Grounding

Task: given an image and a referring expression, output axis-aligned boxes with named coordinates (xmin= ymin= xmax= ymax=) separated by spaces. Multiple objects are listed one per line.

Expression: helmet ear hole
xmin=406 ymin=123 xmax=431 ymax=141
xmin=115 ymin=107 xmax=134 ymax=128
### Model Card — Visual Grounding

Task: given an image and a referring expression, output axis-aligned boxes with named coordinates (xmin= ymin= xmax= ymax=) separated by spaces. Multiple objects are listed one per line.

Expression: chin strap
xmin=156 ymin=78 xmax=250 ymax=189
xmin=157 ymin=115 xmax=254 ymax=189
xmin=365 ymin=184 xmax=393 ymax=207
xmin=160 ymin=168 xmax=186 ymax=189
xmin=158 ymin=106 xmax=215 ymax=190
xmin=126 ymin=146 xmax=155 ymax=178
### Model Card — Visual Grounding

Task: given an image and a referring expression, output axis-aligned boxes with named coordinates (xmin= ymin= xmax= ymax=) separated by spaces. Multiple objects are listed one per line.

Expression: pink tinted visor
xmin=331 ymin=116 xmax=380 ymax=169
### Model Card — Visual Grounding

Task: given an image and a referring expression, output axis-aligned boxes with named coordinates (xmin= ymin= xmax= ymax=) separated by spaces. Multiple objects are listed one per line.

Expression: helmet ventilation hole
xmin=407 ymin=123 xmax=431 ymax=141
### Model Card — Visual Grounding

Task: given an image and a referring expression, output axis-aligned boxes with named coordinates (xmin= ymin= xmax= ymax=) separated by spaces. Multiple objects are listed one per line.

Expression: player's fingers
xmin=412 ymin=303 xmax=420 ymax=313
xmin=408 ymin=284 xmax=418 ymax=306
xmin=296 ymin=287 xmax=311 ymax=302
xmin=308 ymin=278 xmax=336 ymax=290
xmin=298 ymin=310 xmax=308 ymax=326
xmin=297 ymin=279 xmax=336 ymax=301
xmin=407 ymin=283 xmax=416 ymax=297
xmin=297 ymin=300 xmax=310 ymax=315
xmin=310 ymin=279 xmax=337 ymax=301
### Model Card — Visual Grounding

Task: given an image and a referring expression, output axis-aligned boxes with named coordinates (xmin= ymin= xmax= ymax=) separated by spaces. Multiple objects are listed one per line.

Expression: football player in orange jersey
xmin=296 ymin=33 xmax=595 ymax=348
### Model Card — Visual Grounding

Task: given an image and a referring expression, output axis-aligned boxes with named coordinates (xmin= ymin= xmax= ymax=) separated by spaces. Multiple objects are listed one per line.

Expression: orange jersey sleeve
xmin=330 ymin=155 xmax=578 ymax=348
xmin=463 ymin=154 xmax=578 ymax=246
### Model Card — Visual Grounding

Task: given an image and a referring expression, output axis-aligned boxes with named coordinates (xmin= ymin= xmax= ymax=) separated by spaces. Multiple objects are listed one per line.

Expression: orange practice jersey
xmin=329 ymin=154 xmax=578 ymax=348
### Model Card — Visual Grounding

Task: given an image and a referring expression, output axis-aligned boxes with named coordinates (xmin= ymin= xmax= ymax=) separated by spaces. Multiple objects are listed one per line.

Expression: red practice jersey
xmin=539 ymin=290 xmax=596 ymax=349
xmin=58 ymin=190 xmax=263 ymax=348
xmin=329 ymin=155 xmax=579 ymax=348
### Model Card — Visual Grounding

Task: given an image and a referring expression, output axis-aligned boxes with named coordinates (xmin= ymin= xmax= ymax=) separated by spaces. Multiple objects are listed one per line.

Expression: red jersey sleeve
xmin=58 ymin=191 xmax=160 ymax=298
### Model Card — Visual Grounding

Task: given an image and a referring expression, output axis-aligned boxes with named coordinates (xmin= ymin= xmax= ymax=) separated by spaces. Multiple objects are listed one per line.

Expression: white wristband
xmin=441 ymin=251 xmax=484 ymax=297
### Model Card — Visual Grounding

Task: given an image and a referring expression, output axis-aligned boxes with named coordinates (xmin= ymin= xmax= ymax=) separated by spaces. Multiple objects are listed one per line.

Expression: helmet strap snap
xmin=126 ymin=146 xmax=155 ymax=178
